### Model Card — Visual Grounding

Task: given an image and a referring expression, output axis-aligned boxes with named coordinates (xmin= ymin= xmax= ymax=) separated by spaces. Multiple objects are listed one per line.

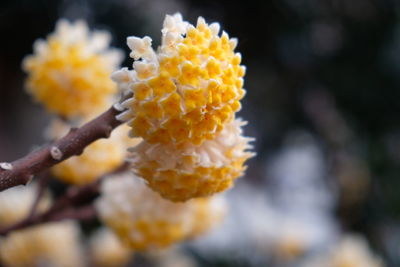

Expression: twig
xmin=0 ymin=205 xmax=97 ymax=235
xmin=0 ymin=179 xmax=100 ymax=235
xmin=27 ymin=172 xmax=51 ymax=219
xmin=0 ymin=162 xmax=130 ymax=236
xmin=0 ymin=104 xmax=124 ymax=192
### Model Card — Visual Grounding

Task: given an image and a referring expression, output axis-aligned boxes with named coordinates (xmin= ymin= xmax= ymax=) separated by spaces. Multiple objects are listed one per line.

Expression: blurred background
xmin=1 ymin=0 xmax=400 ymax=266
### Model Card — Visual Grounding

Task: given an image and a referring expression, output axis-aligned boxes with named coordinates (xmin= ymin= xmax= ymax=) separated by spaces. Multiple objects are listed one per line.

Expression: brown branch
xmin=49 ymin=204 xmax=97 ymax=222
xmin=0 ymin=205 xmax=97 ymax=235
xmin=0 ymin=104 xmax=124 ymax=192
xmin=0 ymin=179 xmax=100 ymax=235
xmin=27 ymin=172 xmax=51 ymax=219
xmin=0 ymin=162 xmax=130 ymax=236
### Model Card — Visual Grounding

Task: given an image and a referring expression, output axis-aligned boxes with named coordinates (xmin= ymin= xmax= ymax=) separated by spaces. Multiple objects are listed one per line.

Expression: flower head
xmin=47 ymin=119 xmax=140 ymax=185
xmin=96 ymin=173 xmax=225 ymax=250
xmin=113 ymin=13 xmax=246 ymax=145
xmin=23 ymin=19 xmax=123 ymax=118
xmin=130 ymin=119 xmax=254 ymax=201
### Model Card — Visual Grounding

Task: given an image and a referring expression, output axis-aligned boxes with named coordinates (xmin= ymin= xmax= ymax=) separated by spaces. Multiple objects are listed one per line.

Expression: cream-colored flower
xmin=89 ymin=227 xmax=133 ymax=267
xmin=113 ymin=13 xmax=246 ymax=145
xmin=96 ymin=172 xmax=225 ymax=250
xmin=130 ymin=119 xmax=254 ymax=201
xmin=162 ymin=13 xmax=189 ymax=35
xmin=127 ymin=36 xmax=156 ymax=61
xmin=0 ymin=221 xmax=84 ymax=267
xmin=47 ymin=119 xmax=140 ymax=185
xmin=0 ymin=184 xmax=51 ymax=227
xmin=111 ymin=67 xmax=135 ymax=92
xmin=23 ymin=19 xmax=123 ymax=118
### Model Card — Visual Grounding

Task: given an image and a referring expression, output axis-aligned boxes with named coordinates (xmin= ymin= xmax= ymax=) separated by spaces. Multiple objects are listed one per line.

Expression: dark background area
xmin=1 ymin=0 xmax=400 ymax=266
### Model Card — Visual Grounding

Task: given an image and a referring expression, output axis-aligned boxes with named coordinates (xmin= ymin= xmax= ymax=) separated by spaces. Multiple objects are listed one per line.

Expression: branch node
xmin=69 ymin=127 xmax=79 ymax=134
xmin=0 ymin=103 xmax=124 ymax=192
xmin=0 ymin=162 xmax=13 ymax=170
xmin=50 ymin=146 xmax=63 ymax=160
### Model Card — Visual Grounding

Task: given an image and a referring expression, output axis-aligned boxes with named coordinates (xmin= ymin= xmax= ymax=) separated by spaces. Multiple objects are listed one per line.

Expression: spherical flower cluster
xmin=0 ymin=184 xmax=51 ymax=227
xmin=0 ymin=221 xmax=84 ymax=267
xmin=130 ymin=119 xmax=254 ymax=201
xmin=23 ymin=19 xmax=123 ymax=118
xmin=89 ymin=228 xmax=133 ymax=267
xmin=112 ymin=13 xmax=253 ymax=201
xmin=96 ymin=172 xmax=226 ymax=250
xmin=47 ymin=119 xmax=140 ymax=185
xmin=113 ymin=13 xmax=246 ymax=145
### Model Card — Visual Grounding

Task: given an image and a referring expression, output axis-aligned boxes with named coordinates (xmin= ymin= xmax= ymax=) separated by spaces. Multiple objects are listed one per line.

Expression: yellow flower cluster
xmin=114 ymin=13 xmax=245 ymax=145
xmin=96 ymin=173 xmax=226 ymax=250
xmin=0 ymin=222 xmax=84 ymax=267
xmin=113 ymin=13 xmax=254 ymax=201
xmin=23 ymin=19 xmax=123 ymax=118
xmin=131 ymin=119 xmax=254 ymax=201
xmin=47 ymin=119 xmax=140 ymax=185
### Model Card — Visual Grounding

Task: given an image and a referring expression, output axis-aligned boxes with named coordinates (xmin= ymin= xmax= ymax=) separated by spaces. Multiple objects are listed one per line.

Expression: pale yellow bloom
xmin=0 ymin=221 xmax=84 ymax=267
xmin=113 ymin=13 xmax=246 ymax=145
xmin=130 ymin=119 xmax=254 ymax=201
xmin=89 ymin=228 xmax=133 ymax=267
xmin=23 ymin=19 xmax=123 ymax=118
xmin=96 ymin=172 xmax=225 ymax=250
xmin=0 ymin=184 xmax=51 ymax=227
xmin=47 ymin=119 xmax=140 ymax=185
